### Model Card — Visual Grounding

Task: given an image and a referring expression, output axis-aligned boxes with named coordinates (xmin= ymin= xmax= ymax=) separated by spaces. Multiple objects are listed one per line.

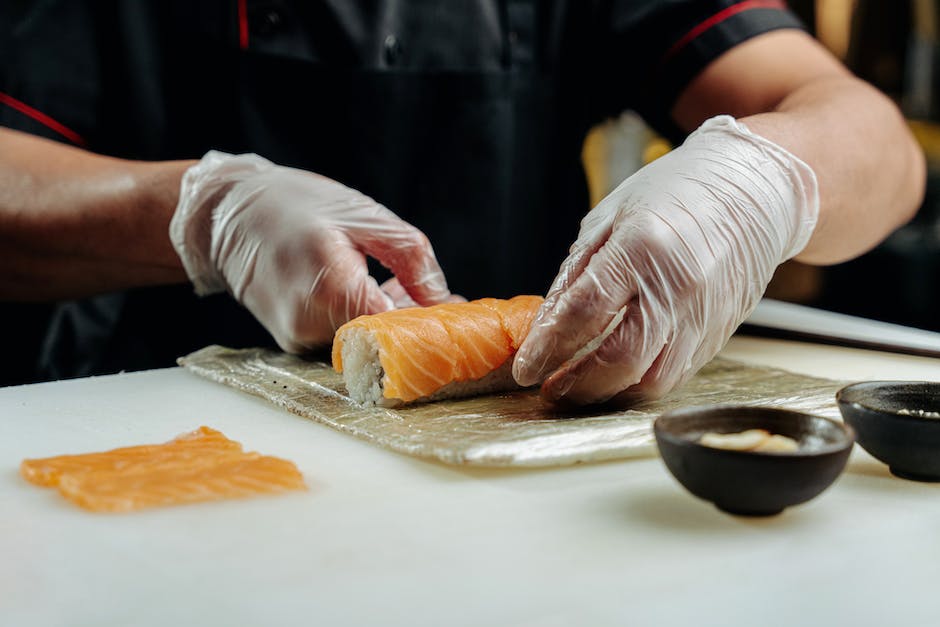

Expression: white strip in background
xmin=744 ymin=299 xmax=940 ymax=358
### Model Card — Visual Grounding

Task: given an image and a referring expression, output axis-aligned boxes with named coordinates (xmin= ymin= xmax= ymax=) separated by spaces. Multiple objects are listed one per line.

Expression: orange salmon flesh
xmin=21 ymin=426 xmax=307 ymax=513
xmin=332 ymin=295 xmax=543 ymax=403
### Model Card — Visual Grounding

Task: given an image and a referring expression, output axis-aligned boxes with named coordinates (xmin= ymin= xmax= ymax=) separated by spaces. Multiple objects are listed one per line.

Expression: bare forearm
xmin=0 ymin=128 xmax=194 ymax=300
xmin=672 ymin=30 xmax=925 ymax=266
xmin=740 ymin=76 xmax=925 ymax=264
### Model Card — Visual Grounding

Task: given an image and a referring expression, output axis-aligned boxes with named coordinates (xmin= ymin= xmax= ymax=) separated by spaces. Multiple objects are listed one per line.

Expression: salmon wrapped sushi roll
xmin=332 ymin=295 xmax=543 ymax=406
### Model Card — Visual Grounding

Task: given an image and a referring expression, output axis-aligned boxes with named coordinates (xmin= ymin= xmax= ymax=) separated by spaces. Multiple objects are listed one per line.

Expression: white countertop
xmin=2 ymin=335 xmax=939 ymax=627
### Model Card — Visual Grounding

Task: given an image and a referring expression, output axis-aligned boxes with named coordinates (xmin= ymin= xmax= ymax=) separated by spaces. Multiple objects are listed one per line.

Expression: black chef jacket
xmin=0 ymin=0 xmax=802 ymax=379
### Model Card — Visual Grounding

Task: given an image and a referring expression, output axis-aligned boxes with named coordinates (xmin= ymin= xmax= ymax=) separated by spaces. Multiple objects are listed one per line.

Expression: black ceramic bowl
xmin=654 ymin=405 xmax=854 ymax=516
xmin=836 ymin=381 xmax=940 ymax=482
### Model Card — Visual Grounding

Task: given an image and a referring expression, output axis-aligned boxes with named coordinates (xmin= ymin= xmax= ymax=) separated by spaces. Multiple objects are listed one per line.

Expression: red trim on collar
xmin=238 ymin=0 xmax=249 ymax=50
xmin=0 ymin=91 xmax=87 ymax=146
xmin=661 ymin=0 xmax=787 ymax=64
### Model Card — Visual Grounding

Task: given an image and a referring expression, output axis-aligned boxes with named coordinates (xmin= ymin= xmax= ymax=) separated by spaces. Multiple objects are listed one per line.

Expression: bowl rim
xmin=836 ymin=380 xmax=940 ymax=422
xmin=654 ymin=404 xmax=855 ymax=458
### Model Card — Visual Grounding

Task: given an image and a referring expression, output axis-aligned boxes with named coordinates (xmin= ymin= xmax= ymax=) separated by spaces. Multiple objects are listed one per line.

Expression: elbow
xmin=899 ymin=130 xmax=927 ymax=228
xmin=881 ymin=86 xmax=926 ymax=229
xmin=864 ymin=85 xmax=926 ymax=232
xmin=794 ymin=110 xmax=928 ymax=267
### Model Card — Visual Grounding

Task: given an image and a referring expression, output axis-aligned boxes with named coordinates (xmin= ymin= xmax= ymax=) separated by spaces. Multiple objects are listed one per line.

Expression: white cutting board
xmin=2 ymin=368 xmax=473 ymax=626
xmin=3 ymin=338 xmax=940 ymax=627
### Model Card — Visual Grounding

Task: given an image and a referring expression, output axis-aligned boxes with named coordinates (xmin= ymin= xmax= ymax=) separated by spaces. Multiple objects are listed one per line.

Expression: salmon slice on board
xmin=57 ymin=453 xmax=306 ymax=513
xmin=20 ymin=426 xmax=306 ymax=513
xmin=20 ymin=426 xmax=243 ymax=487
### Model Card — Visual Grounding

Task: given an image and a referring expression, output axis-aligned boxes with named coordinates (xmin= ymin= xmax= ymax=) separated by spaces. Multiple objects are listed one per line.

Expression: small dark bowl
xmin=836 ymin=381 xmax=940 ymax=482
xmin=654 ymin=405 xmax=854 ymax=516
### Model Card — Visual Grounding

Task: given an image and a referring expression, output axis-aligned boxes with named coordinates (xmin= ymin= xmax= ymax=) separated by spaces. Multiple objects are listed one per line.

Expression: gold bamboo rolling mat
xmin=179 ymin=346 xmax=844 ymax=467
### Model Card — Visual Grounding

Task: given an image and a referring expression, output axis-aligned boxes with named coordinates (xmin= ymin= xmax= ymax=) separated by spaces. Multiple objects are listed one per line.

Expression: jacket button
xmin=384 ymin=34 xmax=402 ymax=65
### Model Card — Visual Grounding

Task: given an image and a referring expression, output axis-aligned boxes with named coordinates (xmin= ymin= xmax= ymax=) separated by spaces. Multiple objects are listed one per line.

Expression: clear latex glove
xmin=379 ymin=277 xmax=466 ymax=309
xmin=512 ymin=116 xmax=819 ymax=405
xmin=170 ymin=151 xmax=453 ymax=353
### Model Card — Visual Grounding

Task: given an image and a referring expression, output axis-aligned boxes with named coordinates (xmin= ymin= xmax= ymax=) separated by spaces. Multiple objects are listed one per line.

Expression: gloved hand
xmin=170 ymin=151 xmax=453 ymax=352
xmin=512 ymin=116 xmax=819 ymax=405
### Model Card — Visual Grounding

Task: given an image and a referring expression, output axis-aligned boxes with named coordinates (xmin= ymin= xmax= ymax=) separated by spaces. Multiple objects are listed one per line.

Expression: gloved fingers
xmin=319 ymin=240 xmax=396 ymax=324
xmin=515 ymin=212 xmax=619 ymax=384
xmin=380 ymin=277 xmax=419 ymax=309
xmin=538 ymin=300 xmax=666 ymax=406
xmin=380 ymin=277 xmax=466 ymax=308
xmin=267 ymin=241 xmax=394 ymax=353
xmin=539 ymin=215 xmax=614 ymax=315
xmin=513 ymin=223 xmax=639 ymax=387
xmin=572 ymin=197 xmax=620 ymax=246
xmin=606 ymin=323 xmax=703 ymax=406
xmin=348 ymin=209 xmax=454 ymax=306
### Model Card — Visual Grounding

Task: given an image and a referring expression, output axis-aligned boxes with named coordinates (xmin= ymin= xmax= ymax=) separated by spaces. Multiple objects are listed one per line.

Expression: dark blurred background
xmin=2 ymin=1 xmax=938 ymax=387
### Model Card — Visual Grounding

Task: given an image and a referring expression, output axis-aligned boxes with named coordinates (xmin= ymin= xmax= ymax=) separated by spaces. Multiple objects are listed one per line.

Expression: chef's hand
xmin=170 ymin=151 xmax=453 ymax=352
xmin=513 ymin=116 xmax=819 ymax=405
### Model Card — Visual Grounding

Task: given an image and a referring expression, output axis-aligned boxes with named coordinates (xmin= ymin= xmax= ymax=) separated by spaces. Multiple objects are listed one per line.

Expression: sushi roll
xmin=332 ymin=295 xmax=543 ymax=406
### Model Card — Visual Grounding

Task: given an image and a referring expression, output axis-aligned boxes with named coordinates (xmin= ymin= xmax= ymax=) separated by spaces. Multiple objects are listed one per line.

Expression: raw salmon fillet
xmin=20 ymin=426 xmax=306 ymax=512
xmin=20 ymin=426 xmax=243 ymax=487
xmin=332 ymin=295 xmax=543 ymax=405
